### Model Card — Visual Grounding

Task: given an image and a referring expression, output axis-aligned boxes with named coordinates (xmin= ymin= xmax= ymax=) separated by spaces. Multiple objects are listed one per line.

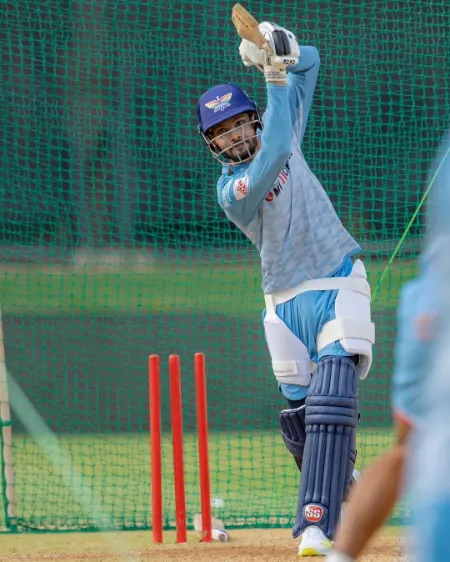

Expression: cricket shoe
xmin=298 ymin=526 xmax=333 ymax=557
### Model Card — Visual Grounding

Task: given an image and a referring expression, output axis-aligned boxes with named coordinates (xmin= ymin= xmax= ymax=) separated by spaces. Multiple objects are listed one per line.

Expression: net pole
xmin=0 ymin=309 xmax=16 ymax=529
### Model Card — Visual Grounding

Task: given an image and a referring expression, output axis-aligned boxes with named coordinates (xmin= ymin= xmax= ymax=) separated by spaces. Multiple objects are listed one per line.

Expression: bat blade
xmin=231 ymin=4 xmax=272 ymax=52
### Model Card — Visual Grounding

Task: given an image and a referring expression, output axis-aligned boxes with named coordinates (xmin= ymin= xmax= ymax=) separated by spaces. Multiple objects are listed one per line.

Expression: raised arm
xmin=287 ymin=46 xmax=321 ymax=143
xmin=218 ymin=85 xmax=292 ymax=226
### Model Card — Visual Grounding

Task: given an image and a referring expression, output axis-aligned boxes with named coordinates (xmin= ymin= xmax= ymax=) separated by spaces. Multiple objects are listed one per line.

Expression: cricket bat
xmin=231 ymin=3 xmax=272 ymax=53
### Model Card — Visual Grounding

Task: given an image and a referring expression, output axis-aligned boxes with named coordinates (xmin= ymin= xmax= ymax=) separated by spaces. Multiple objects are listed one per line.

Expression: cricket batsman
xmin=197 ymin=20 xmax=375 ymax=556
xmin=326 ymin=133 xmax=450 ymax=562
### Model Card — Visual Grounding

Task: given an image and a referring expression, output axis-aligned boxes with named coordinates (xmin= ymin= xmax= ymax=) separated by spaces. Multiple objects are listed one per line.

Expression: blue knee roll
xmin=293 ymin=356 xmax=358 ymax=540
xmin=306 ymin=357 xmax=358 ymax=427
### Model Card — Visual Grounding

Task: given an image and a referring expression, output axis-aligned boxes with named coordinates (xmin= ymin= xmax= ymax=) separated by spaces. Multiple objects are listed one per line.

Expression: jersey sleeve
xmin=286 ymin=46 xmax=320 ymax=143
xmin=217 ymin=84 xmax=292 ymax=227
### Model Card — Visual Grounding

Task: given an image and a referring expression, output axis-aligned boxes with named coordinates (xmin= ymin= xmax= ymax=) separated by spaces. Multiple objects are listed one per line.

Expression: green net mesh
xmin=0 ymin=0 xmax=449 ymax=532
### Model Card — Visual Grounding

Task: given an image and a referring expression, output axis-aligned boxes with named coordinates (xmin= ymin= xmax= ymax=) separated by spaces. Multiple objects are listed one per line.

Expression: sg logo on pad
xmin=305 ymin=504 xmax=324 ymax=522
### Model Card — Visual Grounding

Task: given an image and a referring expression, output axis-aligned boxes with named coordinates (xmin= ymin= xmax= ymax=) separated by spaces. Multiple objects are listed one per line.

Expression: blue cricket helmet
xmin=197 ymin=83 xmax=259 ymax=134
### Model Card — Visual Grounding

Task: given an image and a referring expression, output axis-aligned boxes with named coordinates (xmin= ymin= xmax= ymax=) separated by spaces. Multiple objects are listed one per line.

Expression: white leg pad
xmin=316 ymin=259 xmax=375 ymax=380
xmin=263 ymin=302 xmax=314 ymax=387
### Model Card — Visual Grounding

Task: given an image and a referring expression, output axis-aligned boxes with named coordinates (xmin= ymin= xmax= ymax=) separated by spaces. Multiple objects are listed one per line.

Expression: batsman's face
xmin=209 ymin=113 xmax=260 ymax=163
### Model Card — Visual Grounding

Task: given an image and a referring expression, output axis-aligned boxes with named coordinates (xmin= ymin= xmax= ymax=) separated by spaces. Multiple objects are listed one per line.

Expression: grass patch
xmin=0 ymin=260 xmax=418 ymax=316
xmin=0 ymin=428 xmax=399 ymax=532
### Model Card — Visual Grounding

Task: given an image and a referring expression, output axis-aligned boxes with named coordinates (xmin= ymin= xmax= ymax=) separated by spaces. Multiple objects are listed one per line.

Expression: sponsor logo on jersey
xmin=205 ymin=93 xmax=233 ymax=113
xmin=265 ymin=157 xmax=291 ymax=202
xmin=304 ymin=504 xmax=324 ymax=523
xmin=233 ymin=175 xmax=249 ymax=200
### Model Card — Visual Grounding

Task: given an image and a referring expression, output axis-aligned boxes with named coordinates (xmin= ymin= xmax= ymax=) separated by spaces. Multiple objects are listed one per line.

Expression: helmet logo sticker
xmin=205 ymin=93 xmax=233 ymax=113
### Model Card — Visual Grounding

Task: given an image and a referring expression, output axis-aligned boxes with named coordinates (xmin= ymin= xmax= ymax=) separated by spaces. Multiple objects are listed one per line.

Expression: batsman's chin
xmin=231 ymin=143 xmax=256 ymax=161
xmin=232 ymin=142 xmax=247 ymax=152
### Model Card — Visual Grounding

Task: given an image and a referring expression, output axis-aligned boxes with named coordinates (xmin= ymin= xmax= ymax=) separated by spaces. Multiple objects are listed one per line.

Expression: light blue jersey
xmin=391 ymin=266 xmax=436 ymax=426
xmin=393 ymin=132 xmax=450 ymax=428
xmin=392 ymin=134 xmax=450 ymax=427
xmin=217 ymin=47 xmax=360 ymax=295
xmin=407 ymin=131 xmax=450 ymax=562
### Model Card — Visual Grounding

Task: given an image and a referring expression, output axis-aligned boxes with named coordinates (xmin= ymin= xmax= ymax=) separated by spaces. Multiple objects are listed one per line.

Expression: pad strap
xmin=265 ymin=277 xmax=370 ymax=311
xmin=317 ymin=318 xmax=376 ymax=352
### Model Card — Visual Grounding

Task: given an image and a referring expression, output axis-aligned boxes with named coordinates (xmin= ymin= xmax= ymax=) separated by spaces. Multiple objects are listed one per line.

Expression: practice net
xmin=0 ymin=0 xmax=449 ymax=532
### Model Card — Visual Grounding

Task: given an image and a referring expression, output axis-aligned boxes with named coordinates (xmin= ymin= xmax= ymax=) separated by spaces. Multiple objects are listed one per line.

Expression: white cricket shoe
xmin=298 ymin=526 xmax=333 ymax=557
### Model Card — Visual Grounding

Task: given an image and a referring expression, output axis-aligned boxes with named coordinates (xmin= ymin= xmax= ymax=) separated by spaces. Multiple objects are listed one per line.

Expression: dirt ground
xmin=0 ymin=528 xmax=404 ymax=562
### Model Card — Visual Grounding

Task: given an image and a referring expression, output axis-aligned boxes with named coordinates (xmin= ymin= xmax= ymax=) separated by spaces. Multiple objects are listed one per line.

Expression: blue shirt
xmin=217 ymin=46 xmax=360 ymax=294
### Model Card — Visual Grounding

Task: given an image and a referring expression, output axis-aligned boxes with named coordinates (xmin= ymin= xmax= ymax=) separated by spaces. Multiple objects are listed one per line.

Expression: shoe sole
xmin=299 ymin=547 xmax=324 ymax=556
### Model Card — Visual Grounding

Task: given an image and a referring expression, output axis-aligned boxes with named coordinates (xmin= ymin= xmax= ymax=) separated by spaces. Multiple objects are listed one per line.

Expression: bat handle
xmin=247 ymin=33 xmax=272 ymax=53
xmin=260 ymin=40 xmax=272 ymax=53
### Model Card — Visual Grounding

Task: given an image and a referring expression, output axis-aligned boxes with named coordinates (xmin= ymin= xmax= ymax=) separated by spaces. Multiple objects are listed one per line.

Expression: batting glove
xmin=239 ymin=21 xmax=300 ymax=83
